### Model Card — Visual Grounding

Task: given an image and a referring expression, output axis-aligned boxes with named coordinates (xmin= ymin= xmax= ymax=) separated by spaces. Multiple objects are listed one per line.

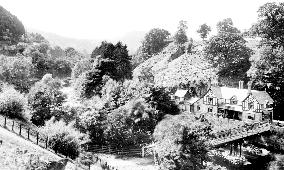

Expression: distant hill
xmin=27 ymin=28 xmax=99 ymax=55
xmin=27 ymin=29 xmax=145 ymax=55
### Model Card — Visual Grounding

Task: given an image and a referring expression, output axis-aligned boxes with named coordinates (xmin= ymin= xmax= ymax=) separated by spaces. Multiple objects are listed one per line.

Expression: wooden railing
xmin=0 ymin=114 xmax=88 ymax=169
xmin=209 ymin=122 xmax=271 ymax=146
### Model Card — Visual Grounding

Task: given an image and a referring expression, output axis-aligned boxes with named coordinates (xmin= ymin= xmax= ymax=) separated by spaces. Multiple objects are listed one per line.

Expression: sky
xmin=0 ymin=0 xmax=282 ymax=41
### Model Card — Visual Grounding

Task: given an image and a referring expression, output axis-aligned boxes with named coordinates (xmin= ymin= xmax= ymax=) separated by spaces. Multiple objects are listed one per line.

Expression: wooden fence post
xmin=27 ymin=128 xmax=30 ymax=140
xmin=12 ymin=121 xmax=14 ymax=131
xmin=45 ymin=137 xmax=48 ymax=149
xmin=36 ymin=132 xmax=39 ymax=145
xmin=142 ymin=147 xmax=145 ymax=157
xmin=19 ymin=124 xmax=22 ymax=135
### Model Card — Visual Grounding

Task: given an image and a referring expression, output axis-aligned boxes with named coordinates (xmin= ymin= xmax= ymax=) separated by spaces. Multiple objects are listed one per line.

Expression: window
xmin=230 ymin=99 xmax=237 ymax=105
xmin=248 ymin=102 xmax=254 ymax=110
xmin=248 ymin=114 xmax=255 ymax=120
xmin=208 ymin=107 xmax=213 ymax=113
xmin=208 ymin=98 xmax=213 ymax=105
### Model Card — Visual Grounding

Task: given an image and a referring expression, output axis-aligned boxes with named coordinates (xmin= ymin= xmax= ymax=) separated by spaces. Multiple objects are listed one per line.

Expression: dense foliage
xmin=0 ymin=85 xmax=28 ymax=121
xmin=91 ymin=41 xmax=132 ymax=81
xmin=40 ymin=118 xmax=89 ymax=159
xmin=141 ymin=28 xmax=170 ymax=55
xmin=248 ymin=2 xmax=284 ymax=119
xmin=197 ymin=23 xmax=211 ymax=40
xmin=154 ymin=114 xmax=211 ymax=170
xmin=0 ymin=55 xmax=32 ymax=93
xmin=174 ymin=20 xmax=188 ymax=45
xmin=28 ymin=74 xmax=65 ymax=126
xmin=205 ymin=22 xmax=252 ymax=86
xmin=0 ymin=5 xmax=25 ymax=44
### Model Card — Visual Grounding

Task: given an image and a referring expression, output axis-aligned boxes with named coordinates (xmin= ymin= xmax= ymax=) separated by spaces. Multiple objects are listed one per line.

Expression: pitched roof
xmin=210 ymin=86 xmax=222 ymax=98
xmin=174 ymin=89 xmax=188 ymax=98
xmin=251 ymin=91 xmax=274 ymax=104
xmin=187 ymin=97 xmax=199 ymax=104
xmin=208 ymin=86 xmax=274 ymax=105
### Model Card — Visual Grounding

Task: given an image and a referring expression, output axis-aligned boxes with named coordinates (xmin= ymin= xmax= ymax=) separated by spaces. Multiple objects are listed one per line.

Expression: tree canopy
xmin=174 ymin=20 xmax=188 ymax=45
xmin=197 ymin=23 xmax=211 ymax=40
xmin=91 ymin=41 xmax=132 ymax=81
xmin=0 ymin=5 xmax=25 ymax=44
xmin=141 ymin=28 xmax=170 ymax=55
xmin=205 ymin=20 xmax=251 ymax=86
xmin=217 ymin=18 xmax=240 ymax=34
xmin=248 ymin=2 xmax=284 ymax=119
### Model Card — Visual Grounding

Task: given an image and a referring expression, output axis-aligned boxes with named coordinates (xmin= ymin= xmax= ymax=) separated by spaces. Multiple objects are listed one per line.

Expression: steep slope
xmin=133 ymin=42 xmax=217 ymax=88
xmin=0 ymin=126 xmax=76 ymax=169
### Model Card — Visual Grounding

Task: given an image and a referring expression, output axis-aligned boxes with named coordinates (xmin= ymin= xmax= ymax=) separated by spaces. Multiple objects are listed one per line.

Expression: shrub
xmin=40 ymin=118 xmax=89 ymax=159
xmin=0 ymin=85 xmax=28 ymax=121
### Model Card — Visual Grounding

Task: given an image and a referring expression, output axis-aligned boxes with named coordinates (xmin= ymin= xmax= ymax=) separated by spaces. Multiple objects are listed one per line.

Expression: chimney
xmin=247 ymin=81 xmax=252 ymax=94
xmin=239 ymin=81 xmax=244 ymax=89
xmin=207 ymin=78 xmax=211 ymax=90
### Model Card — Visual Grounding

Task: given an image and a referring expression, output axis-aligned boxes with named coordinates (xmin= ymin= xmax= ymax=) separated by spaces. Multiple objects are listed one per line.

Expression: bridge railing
xmin=209 ymin=122 xmax=271 ymax=146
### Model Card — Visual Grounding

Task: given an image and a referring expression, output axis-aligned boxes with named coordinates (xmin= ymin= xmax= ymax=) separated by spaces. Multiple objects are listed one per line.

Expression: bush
xmin=40 ymin=118 xmax=89 ymax=159
xmin=0 ymin=85 xmax=28 ymax=121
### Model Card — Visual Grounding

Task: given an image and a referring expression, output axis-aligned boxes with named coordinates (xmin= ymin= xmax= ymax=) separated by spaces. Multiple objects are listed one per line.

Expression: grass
xmin=0 ymin=126 xmax=77 ymax=170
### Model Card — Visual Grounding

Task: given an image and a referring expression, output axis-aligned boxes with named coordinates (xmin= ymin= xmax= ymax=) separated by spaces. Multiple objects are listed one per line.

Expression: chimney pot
xmin=247 ymin=81 xmax=252 ymax=94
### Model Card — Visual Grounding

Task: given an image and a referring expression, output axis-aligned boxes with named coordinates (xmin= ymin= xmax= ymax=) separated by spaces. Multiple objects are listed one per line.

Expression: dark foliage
xmin=141 ymin=28 xmax=170 ymax=55
xmin=0 ymin=5 xmax=25 ymax=44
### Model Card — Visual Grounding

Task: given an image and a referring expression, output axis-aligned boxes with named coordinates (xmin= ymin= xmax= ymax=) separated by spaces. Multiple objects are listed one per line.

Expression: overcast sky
xmin=0 ymin=0 xmax=282 ymax=40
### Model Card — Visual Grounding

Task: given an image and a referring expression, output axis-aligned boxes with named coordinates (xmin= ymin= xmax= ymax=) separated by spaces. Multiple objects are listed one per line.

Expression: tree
xmin=247 ymin=2 xmax=284 ymax=119
xmin=0 ymin=55 xmax=32 ymax=93
xmin=91 ymin=41 xmax=132 ymax=81
xmin=144 ymin=87 xmax=180 ymax=126
xmin=74 ymin=68 xmax=104 ymax=99
xmin=153 ymin=114 xmax=211 ymax=170
xmin=205 ymin=31 xmax=252 ymax=86
xmin=141 ymin=28 xmax=170 ymax=55
xmin=174 ymin=20 xmax=188 ymax=45
xmin=28 ymin=74 xmax=66 ymax=126
xmin=253 ymin=2 xmax=284 ymax=48
xmin=197 ymin=23 xmax=211 ymax=40
xmin=217 ymin=18 xmax=240 ymax=34
xmin=0 ymin=5 xmax=25 ymax=44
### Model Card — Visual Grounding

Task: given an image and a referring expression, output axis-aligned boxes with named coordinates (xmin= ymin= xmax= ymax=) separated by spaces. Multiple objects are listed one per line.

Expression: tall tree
xmin=254 ymin=2 xmax=284 ymax=48
xmin=248 ymin=2 xmax=284 ymax=119
xmin=205 ymin=19 xmax=252 ymax=86
xmin=141 ymin=28 xmax=170 ymax=55
xmin=174 ymin=20 xmax=188 ymax=44
xmin=91 ymin=41 xmax=132 ymax=81
xmin=197 ymin=23 xmax=211 ymax=40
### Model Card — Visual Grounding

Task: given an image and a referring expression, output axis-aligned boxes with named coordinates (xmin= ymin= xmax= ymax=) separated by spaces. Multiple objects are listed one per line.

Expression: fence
xmin=0 ymin=114 xmax=50 ymax=149
xmin=86 ymin=144 xmax=143 ymax=157
xmin=0 ymin=114 xmax=91 ymax=169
